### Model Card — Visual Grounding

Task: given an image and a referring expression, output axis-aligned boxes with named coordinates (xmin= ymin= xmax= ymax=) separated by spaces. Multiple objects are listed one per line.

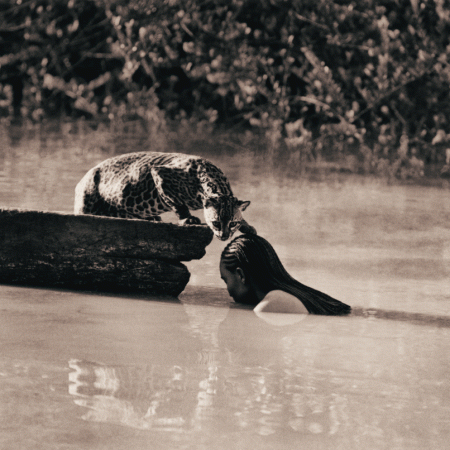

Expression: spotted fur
xmin=74 ymin=152 xmax=256 ymax=240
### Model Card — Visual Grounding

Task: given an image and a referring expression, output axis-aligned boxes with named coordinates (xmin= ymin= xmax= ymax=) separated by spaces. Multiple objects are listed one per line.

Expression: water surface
xmin=0 ymin=121 xmax=449 ymax=449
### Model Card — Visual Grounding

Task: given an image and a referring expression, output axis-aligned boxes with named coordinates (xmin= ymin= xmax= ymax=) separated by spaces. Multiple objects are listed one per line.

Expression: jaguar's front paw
xmin=239 ymin=222 xmax=257 ymax=235
xmin=179 ymin=216 xmax=202 ymax=226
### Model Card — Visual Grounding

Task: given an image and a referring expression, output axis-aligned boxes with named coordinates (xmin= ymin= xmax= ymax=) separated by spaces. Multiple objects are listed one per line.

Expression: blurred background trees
xmin=1 ymin=0 xmax=450 ymax=176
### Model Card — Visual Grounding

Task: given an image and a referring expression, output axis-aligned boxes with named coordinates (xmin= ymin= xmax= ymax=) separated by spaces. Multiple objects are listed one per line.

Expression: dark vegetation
xmin=1 ymin=0 xmax=450 ymax=177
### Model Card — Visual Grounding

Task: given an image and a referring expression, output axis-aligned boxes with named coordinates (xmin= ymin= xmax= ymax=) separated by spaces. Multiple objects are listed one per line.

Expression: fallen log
xmin=0 ymin=208 xmax=213 ymax=297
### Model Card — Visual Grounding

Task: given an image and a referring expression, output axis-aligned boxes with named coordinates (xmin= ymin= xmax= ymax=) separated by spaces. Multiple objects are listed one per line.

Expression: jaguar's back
xmin=74 ymin=152 xmax=256 ymax=240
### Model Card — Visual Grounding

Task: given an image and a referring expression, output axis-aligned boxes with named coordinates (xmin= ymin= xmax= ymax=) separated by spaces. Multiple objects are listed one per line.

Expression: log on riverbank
xmin=0 ymin=208 xmax=213 ymax=297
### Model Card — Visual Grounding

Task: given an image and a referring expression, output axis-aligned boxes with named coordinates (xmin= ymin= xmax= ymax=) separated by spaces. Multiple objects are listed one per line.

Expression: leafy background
xmin=2 ymin=0 xmax=450 ymax=177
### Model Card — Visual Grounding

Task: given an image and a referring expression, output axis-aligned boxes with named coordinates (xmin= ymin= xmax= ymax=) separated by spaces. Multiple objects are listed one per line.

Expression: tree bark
xmin=0 ymin=208 xmax=213 ymax=297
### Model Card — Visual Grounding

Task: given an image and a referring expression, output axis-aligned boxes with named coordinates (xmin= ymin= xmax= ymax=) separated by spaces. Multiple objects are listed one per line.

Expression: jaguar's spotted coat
xmin=74 ymin=152 xmax=256 ymax=240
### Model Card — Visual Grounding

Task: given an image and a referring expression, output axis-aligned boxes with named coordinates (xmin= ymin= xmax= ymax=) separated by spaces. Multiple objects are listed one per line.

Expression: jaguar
xmin=74 ymin=151 xmax=256 ymax=240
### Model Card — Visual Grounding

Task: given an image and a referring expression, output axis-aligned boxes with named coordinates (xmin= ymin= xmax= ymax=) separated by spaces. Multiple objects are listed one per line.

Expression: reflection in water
xmin=67 ymin=295 xmax=231 ymax=433
xmin=65 ymin=295 xmax=450 ymax=448
xmin=180 ymin=295 xmax=229 ymax=431
xmin=69 ymin=359 xmax=187 ymax=431
xmin=180 ymin=293 xmax=230 ymax=354
xmin=255 ymin=311 xmax=307 ymax=326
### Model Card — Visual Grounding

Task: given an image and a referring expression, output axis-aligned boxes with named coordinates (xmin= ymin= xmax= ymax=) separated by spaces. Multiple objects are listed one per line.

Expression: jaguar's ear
xmin=236 ymin=200 xmax=250 ymax=211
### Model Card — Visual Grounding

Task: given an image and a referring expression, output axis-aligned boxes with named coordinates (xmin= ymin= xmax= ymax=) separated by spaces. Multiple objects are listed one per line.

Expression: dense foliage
xmin=2 ymin=0 xmax=450 ymax=176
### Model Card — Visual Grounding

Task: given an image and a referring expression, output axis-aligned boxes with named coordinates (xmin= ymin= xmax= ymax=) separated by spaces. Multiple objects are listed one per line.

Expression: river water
xmin=0 ymin=121 xmax=449 ymax=449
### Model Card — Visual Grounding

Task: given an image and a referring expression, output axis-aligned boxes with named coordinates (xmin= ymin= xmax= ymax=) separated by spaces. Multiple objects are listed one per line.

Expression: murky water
xmin=1 ymin=121 xmax=449 ymax=449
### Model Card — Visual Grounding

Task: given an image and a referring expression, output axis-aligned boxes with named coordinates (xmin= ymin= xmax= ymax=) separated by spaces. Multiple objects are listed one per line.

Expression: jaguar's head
xmin=203 ymin=196 xmax=250 ymax=241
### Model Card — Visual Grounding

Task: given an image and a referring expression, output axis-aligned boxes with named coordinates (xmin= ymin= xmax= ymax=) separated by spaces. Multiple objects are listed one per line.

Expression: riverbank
xmin=2 ymin=118 xmax=450 ymax=188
